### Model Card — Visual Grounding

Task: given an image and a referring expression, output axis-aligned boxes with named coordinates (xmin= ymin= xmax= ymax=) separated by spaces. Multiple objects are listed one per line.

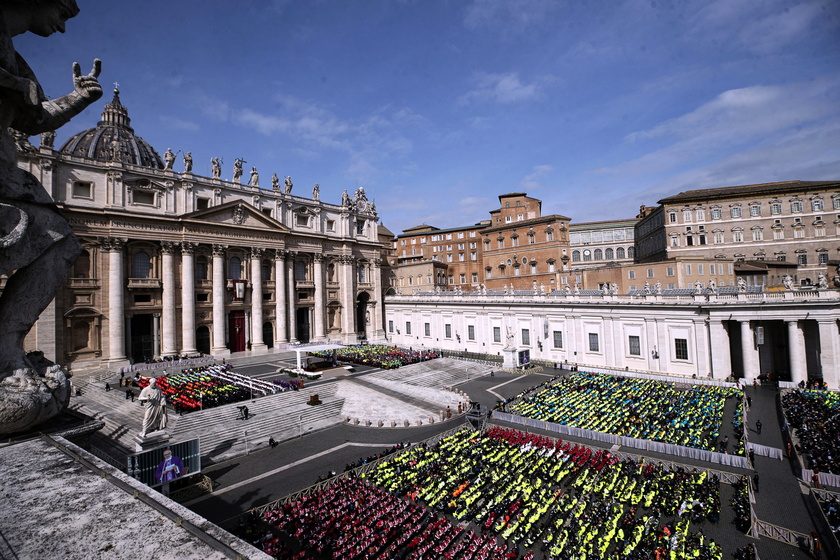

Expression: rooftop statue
xmin=232 ymin=158 xmax=244 ymax=183
xmin=163 ymin=147 xmax=175 ymax=170
xmin=284 ymin=175 xmax=293 ymax=194
xmin=210 ymin=157 xmax=221 ymax=178
xmin=0 ymin=0 xmax=102 ymax=434
xmin=183 ymin=151 xmax=192 ymax=173
xmin=248 ymin=166 xmax=259 ymax=187
xmin=271 ymin=173 xmax=280 ymax=192
xmin=312 ymin=183 xmax=319 ymax=200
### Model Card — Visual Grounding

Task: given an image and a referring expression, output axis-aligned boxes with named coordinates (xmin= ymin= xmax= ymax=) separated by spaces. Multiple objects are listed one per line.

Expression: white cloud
xmin=463 ymin=0 xmax=561 ymax=33
xmin=519 ymin=165 xmax=554 ymax=191
xmin=459 ymin=72 xmax=541 ymax=105
xmin=160 ymin=116 xmax=199 ymax=131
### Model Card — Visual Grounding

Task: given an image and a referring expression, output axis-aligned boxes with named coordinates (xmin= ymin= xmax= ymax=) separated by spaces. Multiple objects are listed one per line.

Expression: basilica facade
xmin=15 ymin=90 xmax=385 ymax=370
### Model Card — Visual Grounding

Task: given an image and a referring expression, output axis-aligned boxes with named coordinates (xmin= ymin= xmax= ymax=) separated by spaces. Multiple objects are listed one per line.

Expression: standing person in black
xmin=753 ymin=473 xmax=759 ymax=492
xmin=756 ymin=420 xmax=762 ymax=434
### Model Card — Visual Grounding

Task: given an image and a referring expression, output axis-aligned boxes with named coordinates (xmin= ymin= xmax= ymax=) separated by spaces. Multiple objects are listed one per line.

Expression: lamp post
xmin=199 ymin=391 xmax=203 ymax=411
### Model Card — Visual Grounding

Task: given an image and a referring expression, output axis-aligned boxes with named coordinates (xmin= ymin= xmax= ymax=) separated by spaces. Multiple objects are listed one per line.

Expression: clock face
xmin=357 ymin=199 xmax=368 ymax=211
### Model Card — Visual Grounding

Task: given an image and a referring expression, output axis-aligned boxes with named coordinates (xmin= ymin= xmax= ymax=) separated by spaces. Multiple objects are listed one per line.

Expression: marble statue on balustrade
xmin=341 ymin=189 xmax=351 ymax=207
xmin=40 ymin=130 xmax=55 ymax=149
xmin=737 ymin=277 xmax=746 ymax=293
xmin=271 ymin=173 xmax=280 ymax=192
xmin=708 ymin=279 xmax=717 ymax=294
xmin=183 ymin=151 xmax=192 ymax=173
xmin=0 ymin=0 xmax=102 ymax=435
xmin=783 ymin=274 xmax=794 ymax=290
xmin=611 ymin=282 xmax=619 ymax=294
xmin=163 ymin=147 xmax=175 ymax=170
xmin=312 ymin=183 xmax=320 ymax=200
xmin=284 ymin=175 xmax=293 ymax=194
xmin=137 ymin=378 xmax=168 ymax=438
xmin=818 ymin=273 xmax=828 ymax=289
xmin=233 ymin=158 xmax=244 ymax=183
xmin=211 ymin=157 xmax=221 ymax=178
xmin=248 ymin=166 xmax=259 ymax=187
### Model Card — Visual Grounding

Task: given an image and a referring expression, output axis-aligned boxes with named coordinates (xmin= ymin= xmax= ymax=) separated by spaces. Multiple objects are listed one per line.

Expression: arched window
xmin=358 ymin=264 xmax=366 ymax=283
xmin=616 ymin=247 xmax=625 ymax=259
xmin=327 ymin=263 xmax=336 ymax=282
xmin=594 ymin=249 xmax=603 ymax=260
xmin=296 ymin=260 xmax=307 ymax=281
xmin=604 ymin=248 xmax=614 ymax=260
xmin=627 ymin=247 xmax=635 ymax=259
xmin=572 ymin=250 xmax=581 ymax=262
xmin=132 ymin=251 xmax=151 ymax=278
xmin=583 ymin=250 xmax=592 ymax=262
xmin=195 ymin=256 xmax=208 ymax=281
xmin=229 ymin=256 xmax=241 ymax=280
xmin=261 ymin=259 xmax=271 ymax=281
xmin=73 ymin=249 xmax=91 ymax=278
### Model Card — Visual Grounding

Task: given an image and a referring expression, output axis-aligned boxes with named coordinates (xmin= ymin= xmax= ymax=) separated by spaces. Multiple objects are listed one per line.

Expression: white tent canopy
xmin=291 ymin=344 xmax=346 ymax=371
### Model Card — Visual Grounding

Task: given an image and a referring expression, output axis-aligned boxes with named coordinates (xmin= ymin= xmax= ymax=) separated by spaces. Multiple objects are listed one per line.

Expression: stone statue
xmin=818 ymin=273 xmax=828 ymax=289
xmin=40 ymin=130 xmax=55 ymax=149
xmin=654 ymin=281 xmax=662 ymax=295
xmin=138 ymin=378 xmax=168 ymax=437
xmin=271 ymin=173 xmax=280 ymax=192
xmin=284 ymin=175 xmax=293 ymax=194
xmin=540 ymin=284 xmax=546 ymax=294
xmin=233 ymin=158 xmax=244 ymax=183
xmin=694 ymin=280 xmax=703 ymax=294
xmin=564 ymin=284 xmax=572 ymax=295
xmin=643 ymin=281 xmax=651 ymax=295
xmin=532 ymin=280 xmax=538 ymax=291
xmin=708 ymin=279 xmax=717 ymax=294
xmin=248 ymin=166 xmax=259 ymax=187
xmin=602 ymin=283 xmax=610 ymax=295
xmin=783 ymin=274 xmax=793 ymax=290
xmin=505 ymin=326 xmax=515 ymax=348
xmin=610 ymin=282 xmax=619 ymax=294
xmin=211 ymin=157 xmax=221 ymax=178
xmin=737 ymin=277 xmax=746 ymax=293
xmin=183 ymin=151 xmax=192 ymax=173
xmin=0 ymin=0 xmax=102 ymax=435
xmin=163 ymin=148 xmax=175 ymax=170
xmin=341 ymin=189 xmax=351 ymax=207
xmin=573 ymin=283 xmax=580 ymax=295
xmin=312 ymin=183 xmax=320 ymax=200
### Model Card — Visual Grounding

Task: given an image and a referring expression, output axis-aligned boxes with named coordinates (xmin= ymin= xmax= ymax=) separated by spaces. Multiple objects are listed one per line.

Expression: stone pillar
xmin=160 ymin=242 xmax=178 ymax=357
xmin=103 ymin=238 xmax=128 ymax=365
xmin=818 ymin=320 xmax=839 ymax=390
xmin=274 ymin=250 xmax=288 ymax=344
xmin=250 ymin=248 xmax=266 ymax=352
xmin=180 ymin=242 xmax=197 ymax=355
xmin=313 ymin=253 xmax=326 ymax=341
xmin=740 ymin=320 xmax=759 ymax=381
xmin=709 ymin=319 xmax=732 ymax=379
xmin=153 ymin=312 xmax=161 ymax=357
xmin=287 ymin=252 xmax=298 ymax=343
xmin=372 ymin=258 xmax=385 ymax=340
xmin=339 ymin=255 xmax=357 ymax=344
xmin=788 ymin=320 xmax=807 ymax=385
xmin=211 ymin=244 xmax=229 ymax=356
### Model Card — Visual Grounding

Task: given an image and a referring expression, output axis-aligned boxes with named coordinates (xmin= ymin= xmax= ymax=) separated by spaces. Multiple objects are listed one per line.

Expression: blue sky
xmin=19 ymin=0 xmax=840 ymax=234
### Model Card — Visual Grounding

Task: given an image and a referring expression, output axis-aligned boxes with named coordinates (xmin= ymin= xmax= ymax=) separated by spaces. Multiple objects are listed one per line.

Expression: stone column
xmin=287 ymin=252 xmax=298 ymax=343
xmin=160 ymin=242 xmax=178 ymax=357
xmin=372 ymin=258 xmax=385 ymax=340
xmin=180 ymin=242 xmax=197 ymax=355
xmin=339 ymin=255 xmax=357 ymax=344
xmin=153 ymin=312 xmax=161 ymax=357
xmin=788 ymin=320 xmax=807 ymax=385
xmin=740 ymin=320 xmax=759 ymax=381
xmin=818 ymin=320 xmax=839 ymax=390
xmin=103 ymin=238 xmax=128 ymax=365
xmin=313 ymin=253 xmax=326 ymax=341
xmin=274 ymin=250 xmax=288 ymax=344
xmin=250 ymin=248 xmax=267 ymax=352
xmin=709 ymin=319 xmax=732 ymax=379
xmin=211 ymin=244 xmax=229 ymax=356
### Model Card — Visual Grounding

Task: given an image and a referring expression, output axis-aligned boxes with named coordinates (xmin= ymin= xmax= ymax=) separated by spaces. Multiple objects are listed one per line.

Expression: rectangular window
xmin=471 ymin=252 xmax=477 ymax=261
xmin=493 ymin=327 xmax=501 ymax=343
xmin=815 ymin=226 xmax=826 ymax=237
xmin=405 ymin=322 xmax=411 ymax=335
xmin=798 ymin=254 xmax=808 ymax=265
xmin=730 ymin=207 xmax=742 ymax=218
xmin=674 ymin=338 xmax=688 ymax=360
xmin=484 ymin=240 xmax=491 ymax=250
xmin=552 ymin=331 xmax=563 ymax=349
xmin=388 ymin=320 xmax=393 ymax=333
xmin=326 ymin=219 xmax=335 ymax=232
xmin=445 ymin=324 xmax=452 ymax=338
xmin=669 ymin=212 xmax=677 ymax=223
xmin=709 ymin=264 xmax=716 ymax=275
xmin=819 ymin=253 xmax=829 ymax=264
xmin=588 ymin=333 xmax=599 ymax=352
xmin=468 ymin=325 xmax=475 ymax=340
xmin=714 ymin=232 xmax=724 ymax=244
xmin=531 ymin=264 xmax=537 ymax=274
xmin=458 ymin=232 xmax=465 ymax=239
xmin=834 ymin=198 xmax=840 ymax=210
xmin=711 ymin=208 xmax=722 ymax=220
xmin=791 ymin=201 xmax=803 ymax=213
xmin=683 ymin=210 xmax=692 ymax=222
xmin=629 ymin=270 xmax=636 ymax=280
xmin=771 ymin=203 xmax=782 ymax=214
xmin=685 ymin=264 xmax=692 ymax=275
xmin=548 ymin=262 xmax=555 ymax=272
xmin=794 ymin=229 xmax=804 ymax=239
xmin=773 ymin=228 xmax=784 ymax=240
xmin=813 ymin=200 xmax=824 ymax=211
xmin=505 ymin=216 xmax=512 ymax=223
xmin=646 ymin=268 xmax=654 ymax=278
xmin=459 ymin=273 xmax=466 ymax=283
xmin=196 ymin=197 xmax=210 ymax=210
xmin=72 ymin=181 xmax=93 ymax=199
xmin=696 ymin=209 xmax=705 ymax=221
xmin=750 ymin=205 xmax=761 ymax=217
xmin=424 ymin=323 xmax=431 ymax=337
xmin=698 ymin=264 xmax=704 ymax=275
xmin=133 ymin=190 xmax=155 ymax=206
xmin=666 ymin=267 xmax=674 ymax=277
xmin=733 ymin=231 xmax=743 ymax=242
xmin=546 ymin=231 xmax=554 ymax=242
xmin=521 ymin=329 xmax=530 ymax=345
xmin=628 ymin=335 xmax=641 ymax=356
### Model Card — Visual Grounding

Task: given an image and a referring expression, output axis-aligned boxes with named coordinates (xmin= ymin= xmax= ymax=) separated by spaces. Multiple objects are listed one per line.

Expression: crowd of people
xmin=356 ymin=427 xmax=724 ymax=559
xmin=310 ymin=345 xmax=438 ymax=369
xmin=506 ymin=372 xmax=741 ymax=452
xmin=782 ymin=390 xmax=840 ymax=475
xmin=135 ymin=364 xmax=278 ymax=413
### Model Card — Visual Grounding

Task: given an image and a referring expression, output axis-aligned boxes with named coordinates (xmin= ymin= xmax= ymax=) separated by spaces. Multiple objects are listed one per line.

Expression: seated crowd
xmin=505 ymin=372 xmax=741 ymax=452
xmin=782 ymin=390 xmax=840 ymax=475
xmin=310 ymin=345 xmax=438 ymax=369
xmin=137 ymin=364 xmax=278 ymax=413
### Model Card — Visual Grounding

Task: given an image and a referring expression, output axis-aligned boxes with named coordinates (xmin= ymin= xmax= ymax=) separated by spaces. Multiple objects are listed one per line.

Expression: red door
xmin=228 ymin=311 xmax=246 ymax=353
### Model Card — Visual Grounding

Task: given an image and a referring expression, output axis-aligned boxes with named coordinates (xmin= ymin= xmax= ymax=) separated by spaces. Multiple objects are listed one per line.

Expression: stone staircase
xmin=67 ymin=385 xmax=142 ymax=450
xmin=372 ymin=358 xmax=492 ymax=388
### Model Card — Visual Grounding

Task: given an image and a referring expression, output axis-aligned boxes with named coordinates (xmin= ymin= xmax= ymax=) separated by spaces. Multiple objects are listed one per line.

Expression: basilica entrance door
xmin=296 ymin=308 xmax=310 ymax=343
xmin=130 ymin=314 xmax=154 ymax=363
xmin=228 ymin=311 xmax=246 ymax=353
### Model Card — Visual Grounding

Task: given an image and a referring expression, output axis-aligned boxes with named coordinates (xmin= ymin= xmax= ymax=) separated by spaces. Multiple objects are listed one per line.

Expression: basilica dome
xmin=60 ymin=89 xmax=164 ymax=169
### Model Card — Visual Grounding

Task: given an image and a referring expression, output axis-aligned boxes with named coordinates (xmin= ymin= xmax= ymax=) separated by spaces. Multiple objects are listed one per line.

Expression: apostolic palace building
xmin=14 ymin=90 xmax=385 ymax=371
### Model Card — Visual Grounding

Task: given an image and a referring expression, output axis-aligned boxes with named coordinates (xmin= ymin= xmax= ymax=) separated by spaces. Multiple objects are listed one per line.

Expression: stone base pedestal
xmin=502 ymin=347 xmax=518 ymax=369
xmin=134 ymin=430 xmax=171 ymax=452
xmin=0 ymin=353 xmax=72 ymax=436
xmin=211 ymin=347 xmax=231 ymax=358
xmin=249 ymin=343 xmax=268 ymax=355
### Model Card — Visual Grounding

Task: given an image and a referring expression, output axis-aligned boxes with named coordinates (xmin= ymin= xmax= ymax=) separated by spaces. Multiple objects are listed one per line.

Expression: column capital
xmin=274 ymin=248 xmax=287 ymax=261
xmin=180 ymin=241 xmax=197 ymax=255
xmin=251 ymin=247 xmax=265 ymax=259
xmin=313 ymin=253 xmax=325 ymax=263
xmin=337 ymin=255 xmax=355 ymax=265
xmin=99 ymin=236 xmax=127 ymax=252
xmin=212 ymin=244 xmax=227 ymax=257
xmin=161 ymin=241 xmax=178 ymax=255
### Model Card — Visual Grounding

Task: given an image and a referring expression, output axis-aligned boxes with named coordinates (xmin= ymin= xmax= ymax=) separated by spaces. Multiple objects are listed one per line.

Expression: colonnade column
xmin=787 ymin=320 xmax=807 ymax=385
xmin=104 ymin=238 xmax=127 ymax=364
xmin=313 ymin=253 xmax=326 ymax=341
xmin=211 ymin=244 xmax=229 ymax=356
xmin=740 ymin=320 xmax=759 ymax=381
xmin=180 ymin=242 xmax=197 ymax=355
xmin=372 ymin=258 xmax=384 ymax=339
xmin=338 ymin=255 xmax=357 ymax=344
xmin=817 ymin=320 xmax=839 ymax=389
xmin=274 ymin=250 xmax=288 ymax=344
xmin=250 ymin=248 xmax=266 ymax=352
xmin=708 ymin=319 xmax=732 ymax=379
xmin=160 ymin=242 xmax=178 ymax=357
xmin=286 ymin=251 xmax=298 ymax=343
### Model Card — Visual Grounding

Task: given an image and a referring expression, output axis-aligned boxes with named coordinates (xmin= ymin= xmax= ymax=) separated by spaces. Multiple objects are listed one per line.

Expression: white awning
xmin=292 ymin=344 xmax=346 ymax=370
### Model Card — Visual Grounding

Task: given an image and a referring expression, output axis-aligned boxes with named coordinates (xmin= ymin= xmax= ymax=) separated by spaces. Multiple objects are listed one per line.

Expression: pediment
xmin=182 ymin=201 xmax=289 ymax=232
